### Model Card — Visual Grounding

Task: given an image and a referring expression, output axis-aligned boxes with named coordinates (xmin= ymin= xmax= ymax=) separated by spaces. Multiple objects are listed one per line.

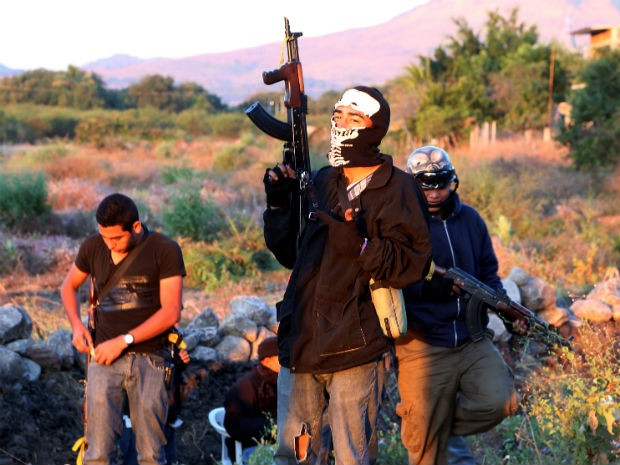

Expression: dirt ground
xmin=0 ymin=356 xmax=257 ymax=465
xmin=0 ymin=260 xmax=610 ymax=465
xmin=0 ymin=262 xmax=264 ymax=465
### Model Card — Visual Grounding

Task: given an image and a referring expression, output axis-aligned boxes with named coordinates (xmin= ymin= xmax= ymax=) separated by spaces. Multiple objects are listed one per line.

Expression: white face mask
xmin=327 ymin=87 xmax=390 ymax=168
xmin=334 ymin=89 xmax=381 ymax=119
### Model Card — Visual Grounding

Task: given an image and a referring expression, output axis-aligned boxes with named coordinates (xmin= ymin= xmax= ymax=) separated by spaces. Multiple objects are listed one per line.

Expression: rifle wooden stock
xmin=262 ymin=61 xmax=304 ymax=108
xmin=433 ymin=265 xmax=572 ymax=350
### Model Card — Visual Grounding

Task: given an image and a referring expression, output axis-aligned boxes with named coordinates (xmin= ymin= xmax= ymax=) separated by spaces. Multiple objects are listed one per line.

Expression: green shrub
xmin=0 ymin=104 xmax=82 ymax=143
xmin=0 ymin=237 xmax=18 ymax=276
xmin=473 ymin=323 xmax=620 ymax=465
xmin=175 ymin=108 xmax=212 ymax=137
xmin=526 ymin=324 xmax=620 ymax=465
xmin=162 ymin=189 xmax=227 ymax=242
xmin=180 ymin=218 xmax=272 ymax=291
xmin=0 ymin=109 xmax=23 ymax=143
xmin=160 ymin=165 xmax=199 ymax=185
xmin=212 ymin=144 xmax=245 ymax=172
xmin=206 ymin=112 xmax=253 ymax=138
xmin=183 ymin=241 xmax=259 ymax=292
xmin=75 ymin=109 xmax=177 ymax=147
xmin=0 ymin=171 xmax=51 ymax=232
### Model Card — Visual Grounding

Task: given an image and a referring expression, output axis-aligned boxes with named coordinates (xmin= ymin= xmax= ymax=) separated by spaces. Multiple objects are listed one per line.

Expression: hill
xmin=81 ymin=0 xmax=619 ymax=104
xmin=0 ymin=0 xmax=618 ymax=104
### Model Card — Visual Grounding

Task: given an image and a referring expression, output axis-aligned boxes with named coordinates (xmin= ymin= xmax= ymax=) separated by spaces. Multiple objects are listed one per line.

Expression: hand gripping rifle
xmin=246 ymin=18 xmax=315 ymax=237
xmin=433 ymin=265 xmax=573 ymax=351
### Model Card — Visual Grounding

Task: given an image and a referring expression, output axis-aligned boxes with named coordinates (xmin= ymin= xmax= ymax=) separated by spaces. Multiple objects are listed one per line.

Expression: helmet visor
xmin=415 ymin=170 xmax=455 ymax=190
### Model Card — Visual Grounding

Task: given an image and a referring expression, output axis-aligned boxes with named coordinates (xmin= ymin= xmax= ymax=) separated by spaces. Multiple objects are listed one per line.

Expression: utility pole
xmin=547 ymin=47 xmax=555 ymax=130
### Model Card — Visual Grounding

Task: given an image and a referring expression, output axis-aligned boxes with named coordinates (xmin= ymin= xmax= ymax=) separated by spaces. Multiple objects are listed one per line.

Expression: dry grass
xmin=2 ymin=132 xmax=619 ymax=326
xmin=456 ymin=133 xmax=571 ymax=165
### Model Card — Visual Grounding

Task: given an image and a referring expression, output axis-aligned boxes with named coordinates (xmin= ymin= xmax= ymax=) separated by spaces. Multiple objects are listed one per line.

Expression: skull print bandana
xmin=327 ymin=86 xmax=391 ymax=168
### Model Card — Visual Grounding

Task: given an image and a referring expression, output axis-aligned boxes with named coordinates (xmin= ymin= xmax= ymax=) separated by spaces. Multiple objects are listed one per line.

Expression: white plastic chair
xmin=208 ymin=407 xmax=243 ymax=465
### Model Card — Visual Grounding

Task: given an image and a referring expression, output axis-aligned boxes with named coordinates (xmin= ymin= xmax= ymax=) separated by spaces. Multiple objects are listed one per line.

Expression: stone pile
xmin=0 ymin=295 xmax=278 ymax=384
xmin=2 ymin=267 xmax=619 ymax=384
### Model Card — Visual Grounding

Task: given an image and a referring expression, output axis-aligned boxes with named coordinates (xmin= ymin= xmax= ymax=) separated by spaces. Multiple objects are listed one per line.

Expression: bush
xmin=212 ymin=144 xmax=246 ymax=172
xmin=175 ymin=108 xmax=212 ymax=137
xmin=162 ymin=189 xmax=227 ymax=242
xmin=472 ymin=323 xmax=620 ymax=465
xmin=75 ymin=109 xmax=177 ymax=147
xmin=160 ymin=165 xmax=199 ymax=185
xmin=182 ymin=241 xmax=260 ymax=292
xmin=206 ymin=112 xmax=254 ymax=138
xmin=180 ymin=218 xmax=274 ymax=291
xmin=0 ymin=104 xmax=81 ymax=143
xmin=526 ymin=323 xmax=620 ymax=464
xmin=0 ymin=171 xmax=51 ymax=232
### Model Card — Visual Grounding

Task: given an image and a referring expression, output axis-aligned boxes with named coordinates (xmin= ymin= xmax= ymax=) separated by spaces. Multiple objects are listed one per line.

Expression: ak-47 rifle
xmin=72 ymin=278 xmax=97 ymax=464
xmin=246 ymin=17 xmax=314 ymax=238
xmin=433 ymin=265 xmax=573 ymax=351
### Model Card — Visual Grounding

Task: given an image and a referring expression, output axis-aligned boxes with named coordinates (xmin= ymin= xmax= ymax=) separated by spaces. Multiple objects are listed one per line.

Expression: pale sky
xmin=1 ymin=0 xmax=430 ymax=70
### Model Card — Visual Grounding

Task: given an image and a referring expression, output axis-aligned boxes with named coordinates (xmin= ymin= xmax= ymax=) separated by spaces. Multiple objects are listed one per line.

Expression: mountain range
xmin=3 ymin=0 xmax=620 ymax=104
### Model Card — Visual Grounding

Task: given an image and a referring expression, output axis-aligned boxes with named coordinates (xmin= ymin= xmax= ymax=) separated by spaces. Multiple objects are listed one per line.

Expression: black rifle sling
xmin=96 ymin=233 xmax=151 ymax=304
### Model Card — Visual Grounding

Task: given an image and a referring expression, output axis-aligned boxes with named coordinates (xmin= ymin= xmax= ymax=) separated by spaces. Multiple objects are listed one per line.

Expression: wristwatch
xmin=123 ymin=333 xmax=135 ymax=345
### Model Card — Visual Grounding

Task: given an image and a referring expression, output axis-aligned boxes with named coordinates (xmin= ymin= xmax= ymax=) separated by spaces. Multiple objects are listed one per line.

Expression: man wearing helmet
xmin=396 ymin=146 xmax=517 ymax=465
xmin=262 ymin=87 xmax=433 ymax=465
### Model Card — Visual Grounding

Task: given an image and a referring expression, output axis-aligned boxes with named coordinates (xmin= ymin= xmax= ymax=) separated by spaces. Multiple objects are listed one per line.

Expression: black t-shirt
xmin=75 ymin=229 xmax=186 ymax=353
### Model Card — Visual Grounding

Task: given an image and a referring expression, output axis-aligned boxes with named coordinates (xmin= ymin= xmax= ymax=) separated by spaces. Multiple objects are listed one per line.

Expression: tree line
xmin=0 ymin=8 xmax=619 ymax=169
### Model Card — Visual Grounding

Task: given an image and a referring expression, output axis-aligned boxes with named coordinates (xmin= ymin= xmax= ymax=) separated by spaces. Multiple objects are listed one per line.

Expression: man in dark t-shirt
xmin=61 ymin=193 xmax=186 ymax=465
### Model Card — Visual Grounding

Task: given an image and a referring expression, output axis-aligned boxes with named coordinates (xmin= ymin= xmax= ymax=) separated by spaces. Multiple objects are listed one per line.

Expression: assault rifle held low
xmin=72 ymin=278 xmax=98 ymax=464
xmin=433 ymin=265 xmax=573 ymax=351
xmin=245 ymin=17 xmax=313 ymax=239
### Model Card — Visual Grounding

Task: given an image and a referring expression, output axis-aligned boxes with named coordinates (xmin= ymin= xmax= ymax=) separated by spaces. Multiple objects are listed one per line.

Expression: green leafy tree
xmin=0 ymin=67 xmax=107 ymax=109
xmin=557 ymin=49 xmax=620 ymax=169
xmin=399 ymin=8 xmax=572 ymax=143
xmin=127 ymin=74 xmax=176 ymax=111
xmin=489 ymin=43 xmax=571 ymax=131
xmin=174 ymin=82 xmax=226 ymax=112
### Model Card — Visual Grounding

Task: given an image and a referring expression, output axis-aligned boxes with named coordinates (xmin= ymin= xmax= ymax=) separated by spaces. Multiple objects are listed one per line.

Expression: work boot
xmin=447 ymin=436 xmax=477 ymax=465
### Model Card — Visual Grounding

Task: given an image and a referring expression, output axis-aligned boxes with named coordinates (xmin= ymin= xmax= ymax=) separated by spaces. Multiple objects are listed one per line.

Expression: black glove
xmin=263 ymin=165 xmax=297 ymax=208
xmin=314 ymin=210 xmax=364 ymax=257
xmin=421 ymin=276 xmax=456 ymax=302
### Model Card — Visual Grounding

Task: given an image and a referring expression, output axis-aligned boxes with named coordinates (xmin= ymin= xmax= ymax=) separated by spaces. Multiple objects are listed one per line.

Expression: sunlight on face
xmin=332 ymin=106 xmax=373 ymax=129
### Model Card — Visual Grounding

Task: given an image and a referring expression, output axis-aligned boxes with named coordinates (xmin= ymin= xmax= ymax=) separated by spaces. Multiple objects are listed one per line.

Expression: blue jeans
xmin=275 ymin=360 xmax=382 ymax=465
xmin=118 ymin=419 xmax=178 ymax=465
xmin=85 ymin=353 xmax=170 ymax=465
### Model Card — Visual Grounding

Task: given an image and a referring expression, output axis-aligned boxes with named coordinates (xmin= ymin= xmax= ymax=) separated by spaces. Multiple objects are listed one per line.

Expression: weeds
xmin=471 ymin=323 xmax=620 ymax=465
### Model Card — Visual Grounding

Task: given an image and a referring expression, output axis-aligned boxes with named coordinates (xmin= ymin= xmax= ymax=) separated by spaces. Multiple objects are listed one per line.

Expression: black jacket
xmin=263 ymin=155 xmax=432 ymax=373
